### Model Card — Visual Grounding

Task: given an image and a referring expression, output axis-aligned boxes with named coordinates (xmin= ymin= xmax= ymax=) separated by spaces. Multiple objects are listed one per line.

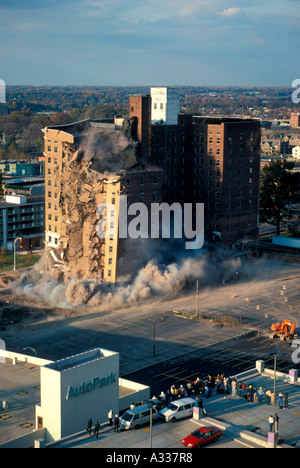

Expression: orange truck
xmin=270 ymin=320 xmax=296 ymax=341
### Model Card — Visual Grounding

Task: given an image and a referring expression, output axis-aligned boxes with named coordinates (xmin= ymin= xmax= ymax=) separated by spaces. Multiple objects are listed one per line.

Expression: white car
xmin=159 ymin=397 xmax=196 ymax=423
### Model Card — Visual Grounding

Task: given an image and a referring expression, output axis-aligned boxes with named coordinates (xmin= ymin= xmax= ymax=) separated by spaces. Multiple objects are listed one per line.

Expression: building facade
xmin=132 ymin=88 xmax=261 ymax=246
xmin=292 ymin=146 xmax=300 ymax=160
xmin=290 ymin=113 xmax=300 ymax=129
xmin=0 ymin=180 xmax=45 ymax=250
xmin=43 ymin=119 xmax=163 ymax=283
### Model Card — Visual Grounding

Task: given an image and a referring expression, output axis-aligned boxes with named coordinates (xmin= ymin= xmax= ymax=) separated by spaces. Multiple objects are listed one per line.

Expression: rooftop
xmin=44 ymin=348 xmax=117 ymax=372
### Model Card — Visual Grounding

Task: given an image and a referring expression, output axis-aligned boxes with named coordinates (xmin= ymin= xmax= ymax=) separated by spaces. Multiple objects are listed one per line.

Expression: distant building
xmin=0 ymin=160 xmax=44 ymax=177
xmin=290 ymin=113 xmax=300 ymax=129
xmin=292 ymin=146 xmax=300 ymax=160
xmin=131 ymin=88 xmax=261 ymax=246
xmin=0 ymin=179 xmax=45 ymax=250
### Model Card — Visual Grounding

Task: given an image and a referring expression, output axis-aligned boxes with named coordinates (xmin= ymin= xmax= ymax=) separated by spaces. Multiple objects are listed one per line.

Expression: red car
xmin=181 ymin=426 xmax=222 ymax=448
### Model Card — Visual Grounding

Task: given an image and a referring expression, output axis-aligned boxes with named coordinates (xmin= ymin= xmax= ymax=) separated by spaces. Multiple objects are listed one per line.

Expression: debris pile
xmin=46 ymin=125 xmax=138 ymax=280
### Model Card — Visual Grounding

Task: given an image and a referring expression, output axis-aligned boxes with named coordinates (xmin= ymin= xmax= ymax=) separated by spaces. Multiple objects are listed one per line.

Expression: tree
xmin=0 ymin=247 xmax=7 ymax=265
xmin=0 ymin=170 xmax=3 ymax=198
xmin=260 ymin=160 xmax=300 ymax=235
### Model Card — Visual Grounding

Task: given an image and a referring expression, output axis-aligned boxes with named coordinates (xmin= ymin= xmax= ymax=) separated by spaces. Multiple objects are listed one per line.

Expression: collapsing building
xmin=43 ymin=118 xmax=163 ymax=283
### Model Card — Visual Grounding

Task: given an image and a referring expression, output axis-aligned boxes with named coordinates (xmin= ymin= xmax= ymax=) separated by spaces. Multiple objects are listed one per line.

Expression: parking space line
xmin=153 ymin=367 xmax=180 ymax=378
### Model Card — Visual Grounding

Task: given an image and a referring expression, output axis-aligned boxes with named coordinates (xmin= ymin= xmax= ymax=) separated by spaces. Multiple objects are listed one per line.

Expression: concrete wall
xmin=0 ymin=348 xmax=53 ymax=367
xmin=36 ymin=349 xmax=120 ymax=443
xmin=0 ymin=428 xmax=46 ymax=449
xmin=119 ymin=378 xmax=150 ymax=412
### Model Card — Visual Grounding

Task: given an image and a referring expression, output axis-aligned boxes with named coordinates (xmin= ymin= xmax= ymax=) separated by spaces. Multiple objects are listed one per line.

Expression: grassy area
xmin=0 ymin=253 xmax=41 ymax=273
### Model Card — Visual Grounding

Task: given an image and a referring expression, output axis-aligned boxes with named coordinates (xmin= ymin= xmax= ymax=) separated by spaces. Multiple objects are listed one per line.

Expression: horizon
xmin=4 ymin=84 xmax=297 ymax=89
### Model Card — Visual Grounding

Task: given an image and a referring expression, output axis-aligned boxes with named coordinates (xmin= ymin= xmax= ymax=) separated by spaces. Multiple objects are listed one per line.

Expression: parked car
xmin=159 ymin=397 xmax=196 ymax=422
xmin=119 ymin=404 xmax=159 ymax=430
xmin=181 ymin=426 xmax=222 ymax=448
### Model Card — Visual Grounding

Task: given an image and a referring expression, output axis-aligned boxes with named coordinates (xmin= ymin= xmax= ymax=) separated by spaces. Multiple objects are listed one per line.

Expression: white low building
xmin=292 ymin=146 xmax=300 ymax=160
xmin=0 ymin=346 xmax=150 ymax=446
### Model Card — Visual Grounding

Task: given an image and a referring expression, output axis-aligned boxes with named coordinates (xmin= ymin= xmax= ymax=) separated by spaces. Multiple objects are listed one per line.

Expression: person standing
xmin=284 ymin=393 xmax=289 ymax=410
xmin=114 ymin=414 xmax=120 ymax=432
xmin=94 ymin=421 xmax=100 ymax=439
xmin=269 ymin=415 xmax=274 ymax=433
xmin=87 ymin=417 xmax=93 ymax=436
xmin=278 ymin=391 xmax=284 ymax=409
xmin=108 ymin=409 xmax=113 ymax=427
xmin=266 ymin=389 xmax=272 ymax=405
xmin=257 ymin=387 xmax=263 ymax=403
xmin=274 ymin=414 xmax=279 ymax=433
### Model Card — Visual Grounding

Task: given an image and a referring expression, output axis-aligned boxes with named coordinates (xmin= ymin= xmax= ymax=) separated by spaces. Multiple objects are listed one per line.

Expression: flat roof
xmin=46 ymin=118 xmax=115 ymax=136
xmin=0 ymin=357 xmax=135 ymax=446
xmin=44 ymin=348 xmax=118 ymax=372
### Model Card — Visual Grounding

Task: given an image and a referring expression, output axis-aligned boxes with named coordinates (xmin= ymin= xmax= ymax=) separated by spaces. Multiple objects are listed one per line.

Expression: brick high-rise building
xmin=290 ymin=113 xmax=300 ymax=129
xmin=132 ymin=88 xmax=261 ymax=246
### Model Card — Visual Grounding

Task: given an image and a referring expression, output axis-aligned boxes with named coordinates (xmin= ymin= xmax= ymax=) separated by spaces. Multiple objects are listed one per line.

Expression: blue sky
xmin=0 ymin=0 xmax=299 ymax=86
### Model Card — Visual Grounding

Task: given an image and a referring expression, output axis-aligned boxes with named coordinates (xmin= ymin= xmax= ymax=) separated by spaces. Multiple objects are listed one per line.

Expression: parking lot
xmin=0 ymin=260 xmax=300 ymax=448
xmin=51 ymin=413 xmax=260 ymax=449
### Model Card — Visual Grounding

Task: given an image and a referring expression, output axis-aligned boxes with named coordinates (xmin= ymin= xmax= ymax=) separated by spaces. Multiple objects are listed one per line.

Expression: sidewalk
xmin=50 ymin=369 xmax=300 ymax=449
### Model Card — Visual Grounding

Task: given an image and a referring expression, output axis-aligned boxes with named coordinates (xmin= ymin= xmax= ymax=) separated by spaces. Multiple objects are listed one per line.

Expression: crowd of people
xmin=149 ymin=375 xmax=289 ymax=409
xmin=86 ymin=374 xmax=290 ymax=438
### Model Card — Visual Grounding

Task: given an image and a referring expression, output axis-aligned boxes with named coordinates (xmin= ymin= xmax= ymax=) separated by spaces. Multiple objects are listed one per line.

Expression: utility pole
xmin=269 ymin=350 xmax=284 ymax=448
xmin=149 ymin=406 xmax=153 ymax=448
xmin=195 ymin=280 xmax=199 ymax=317
xmin=13 ymin=237 xmax=22 ymax=271
xmin=153 ymin=320 xmax=156 ymax=357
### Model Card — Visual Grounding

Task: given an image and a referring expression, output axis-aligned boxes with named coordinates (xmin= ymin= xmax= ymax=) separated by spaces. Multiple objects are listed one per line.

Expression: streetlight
xmin=269 ymin=350 xmax=285 ymax=447
xmin=149 ymin=405 xmax=153 ymax=448
xmin=13 ymin=237 xmax=22 ymax=271
xmin=195 ymin=280 xmax=199 ymax=318
xmin=153 ymin=320 xmax=156 ymax=358
xmin=22 ymin=347 xmax=37 ymax=357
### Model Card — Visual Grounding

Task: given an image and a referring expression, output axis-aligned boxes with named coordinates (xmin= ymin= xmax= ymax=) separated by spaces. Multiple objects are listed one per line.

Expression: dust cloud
xmin=11 ymin=249 xmax=243 ymax=311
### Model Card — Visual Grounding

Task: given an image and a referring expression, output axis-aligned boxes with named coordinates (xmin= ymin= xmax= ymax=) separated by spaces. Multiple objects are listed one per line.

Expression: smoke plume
xmin=11 ymin=249 xmax=243 ymax=311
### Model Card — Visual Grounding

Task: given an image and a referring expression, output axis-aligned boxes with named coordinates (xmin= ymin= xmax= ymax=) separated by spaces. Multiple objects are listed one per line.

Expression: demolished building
xmin=43 ymin=118 xmax=163 ymax=283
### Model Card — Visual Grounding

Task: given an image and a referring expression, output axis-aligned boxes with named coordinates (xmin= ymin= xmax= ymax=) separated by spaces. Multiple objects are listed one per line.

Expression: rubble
xmin=45 ymin=123 xmax=139 ymax=281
